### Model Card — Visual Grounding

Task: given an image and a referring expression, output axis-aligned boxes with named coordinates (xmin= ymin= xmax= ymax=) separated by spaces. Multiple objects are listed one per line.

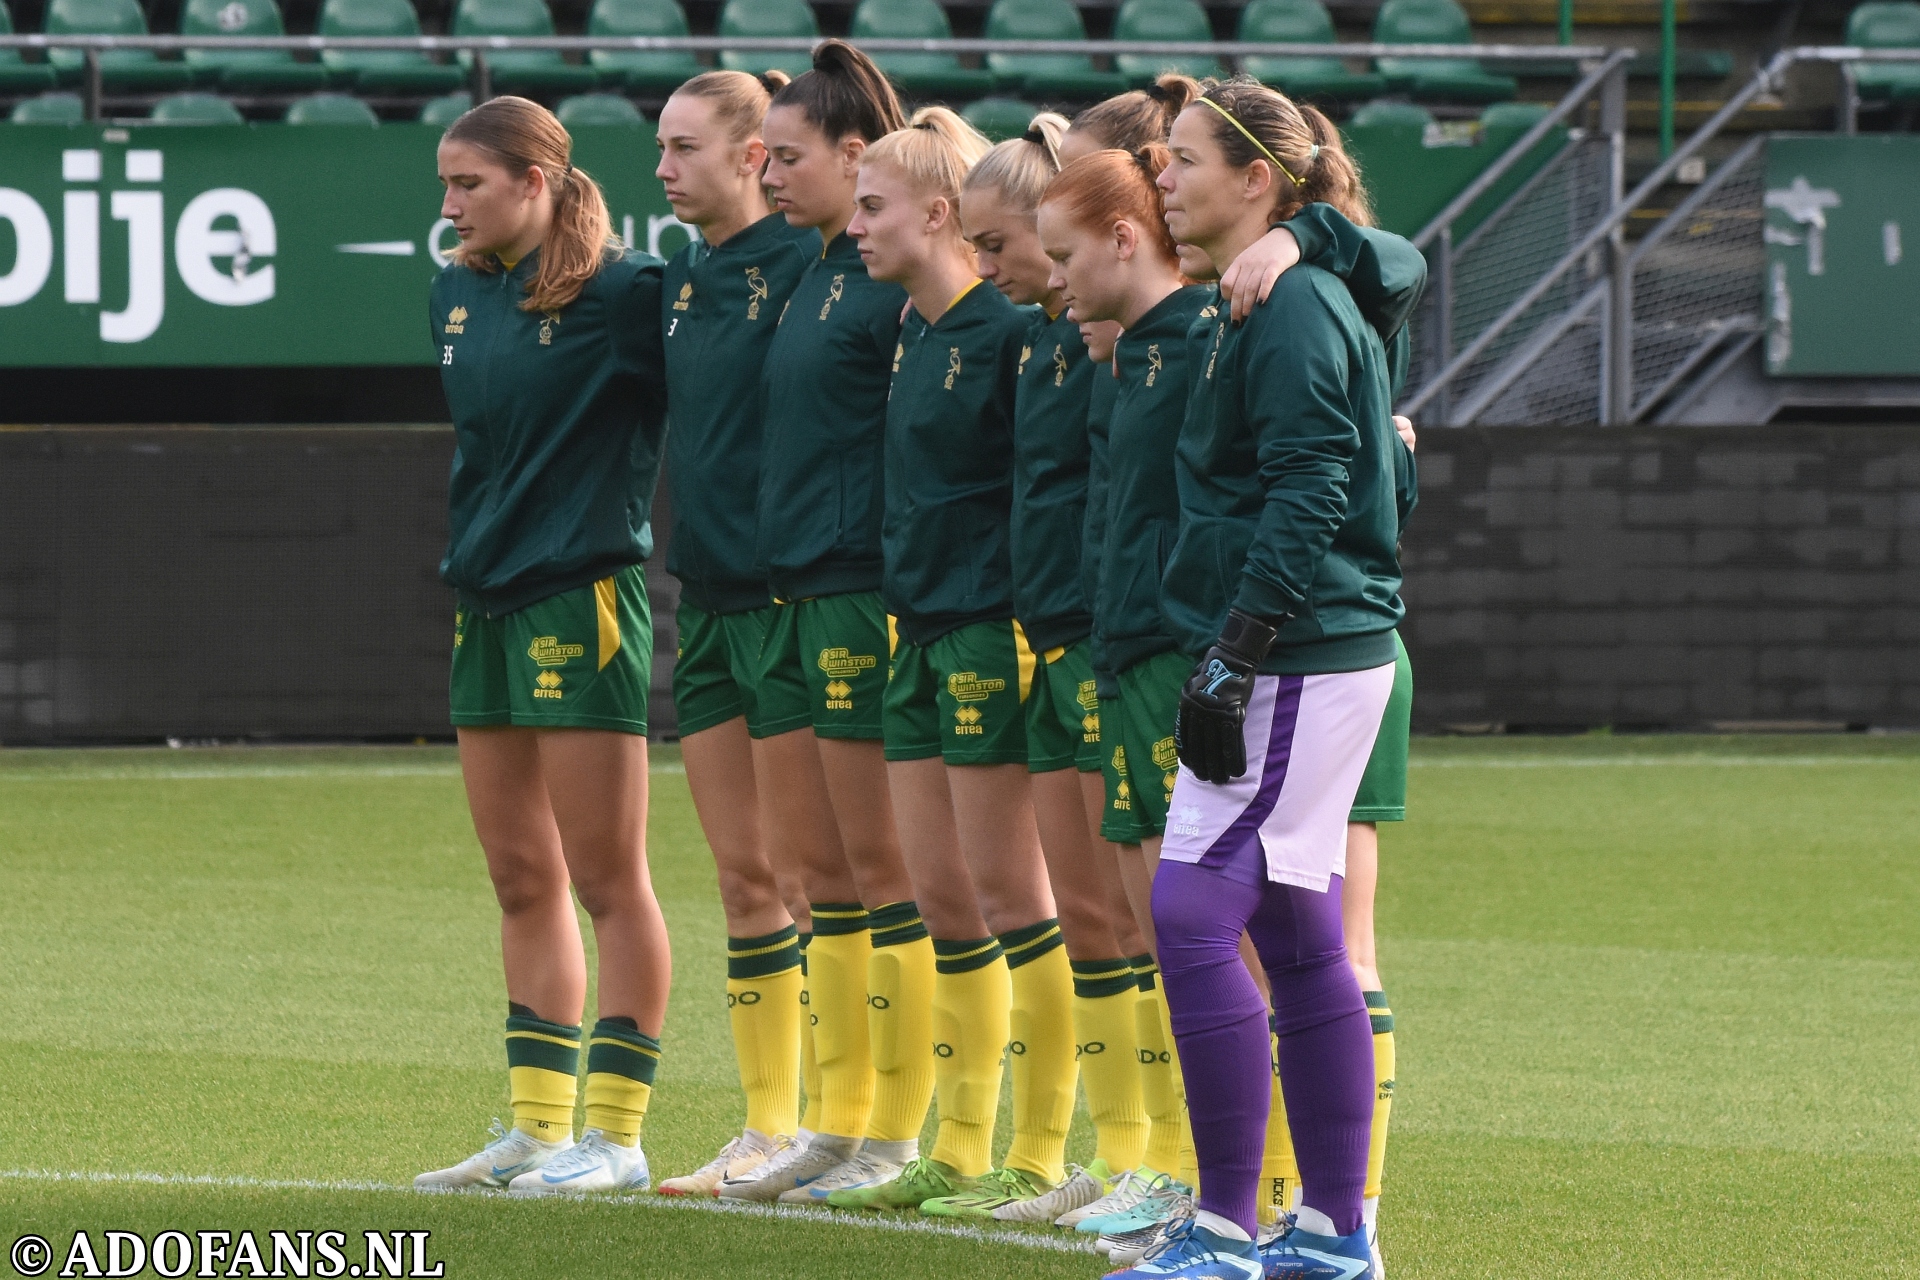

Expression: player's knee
xmin=490 ymin=859 xmax=570 ymax=916
xmin=714 ymin=863 xmax=780 ymax=915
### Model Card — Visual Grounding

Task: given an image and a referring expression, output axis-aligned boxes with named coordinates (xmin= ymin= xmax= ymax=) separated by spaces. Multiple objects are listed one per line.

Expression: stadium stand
xmin=1848 ymin=1 xmax=1920 ymax=102
xmin=1237 ymin=0 xmax=1384 ymax=103
xmin=982 ymin=0 xmax=1124 ymax=98
xmin=1373 ymin=0 xmax=1516 ymax=105
xmin=587 ymin=0 xmax=703 ymax=95
xmin=1112 ymin=0 xmax=1224 ymax=83
xmin=962 ymin=91 xmax=1037 ymax=137
xmin=46 ymin=0 xmax=194 ymax=91
xmin=285 ymin=88 xmax=382 ymax=119
xmin=181 ymin=0 xmax=330 ymax=92
xmin=419 ymin=88 xmax=473 ymax=120
xmin=716 ymin=0 xmax=817 ymax=77
xmin=149 ymin=87 xmax=247 ymax=117
xmin=453 ymin=0 xmax=598 ymax=93
xmin=853 ymin=0 xmax=995 ymax=97
xmin=556 ymin=87 xmax=643 ymax=120
xmin=9 ymin=88 xmax=83 ymax=118
xmin=317 ymin=0 xmax=465 ymax=94
xmin=0 ymin=1 xmax=57 ymax=92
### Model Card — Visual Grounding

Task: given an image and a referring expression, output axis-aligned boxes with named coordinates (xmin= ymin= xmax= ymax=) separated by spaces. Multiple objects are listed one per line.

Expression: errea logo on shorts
xmin=1169 ymin=803 xmax=1204 ymax=838
xmin=946 ymin=672 xmax=1006 ymax=702
xmin=954 ymin=705 xmax=984 ymax=735
xmin=534 ymin=670 xmax=564 ymax=700
xmin=527 ymin=637 xmax=584 ymax=667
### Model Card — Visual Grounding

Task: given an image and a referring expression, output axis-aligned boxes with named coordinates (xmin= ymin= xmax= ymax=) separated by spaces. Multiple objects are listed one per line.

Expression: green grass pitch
xmin=1 ymin=733 xmax=1915 ymax=1278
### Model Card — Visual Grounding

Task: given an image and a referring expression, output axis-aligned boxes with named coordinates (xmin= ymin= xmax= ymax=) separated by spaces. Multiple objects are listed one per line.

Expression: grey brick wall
xmin=1403 ymin=425 xmax=1920 ymax=730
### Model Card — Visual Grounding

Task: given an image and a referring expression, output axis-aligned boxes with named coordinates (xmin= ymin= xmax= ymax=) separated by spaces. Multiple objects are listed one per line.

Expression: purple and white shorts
xmin=1160 ymin=662 xmax=1397 ymax=891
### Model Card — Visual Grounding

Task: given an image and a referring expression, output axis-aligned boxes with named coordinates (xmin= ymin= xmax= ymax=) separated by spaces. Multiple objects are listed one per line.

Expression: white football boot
xmin=995 ymin=1159 xmax=1116 ymax=1223
xmin=656 ymin=1128 xmax=781 ymax=1197
xmin=507 ymin=1129 xmax=650 ymax=1196
xmin=717 ymin=1131 xmax=862 ymax=1203
xmin=775 ymin=1138 xmax=917 ymax=1205
xmin=414 ymin=1119 xmax=572 ymax=1192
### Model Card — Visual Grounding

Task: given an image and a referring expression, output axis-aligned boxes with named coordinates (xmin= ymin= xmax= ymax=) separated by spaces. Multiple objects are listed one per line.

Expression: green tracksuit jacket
xmin=1011 ymin=307 xmax=1097 ymax=653
xmin=661 ymin=214 xmax=818 ymax=614
xmin=756 ymin=231 xmax=908 ymax=602
xmin=881 ymin=279 xmax=1033 ymax=646
xmin=1082 ymin=364 xmax=1122 ymax=694
xmin=434 ymin=248 xmax=667 ymax=619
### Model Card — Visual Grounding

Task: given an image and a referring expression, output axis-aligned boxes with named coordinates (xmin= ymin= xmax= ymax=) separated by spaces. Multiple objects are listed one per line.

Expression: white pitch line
xmin=1408 ymin=755 xmax=1918 ymax=768
xmin=0 ymin=763 xmax=688 ymax=782
xmin=0 ymin=1168 xmax=1093 ymax=1254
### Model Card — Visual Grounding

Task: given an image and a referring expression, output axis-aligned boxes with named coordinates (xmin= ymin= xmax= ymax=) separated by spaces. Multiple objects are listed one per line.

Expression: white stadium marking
xmin=0 ymin=1168 xmax=1093 ymax=1253
xmin=1409 ymin=755 xmax=1916 ymax=768
xmin=0 ymin=763 xmax=687 ymax=781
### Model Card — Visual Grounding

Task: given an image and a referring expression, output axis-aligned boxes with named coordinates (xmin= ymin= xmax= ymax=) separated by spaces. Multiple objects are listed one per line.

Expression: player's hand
xmin=1175 ymin=609 xmax=1281 ymax=784
xmin=1217 ymin=228 xmax=1301 ymax=324
xmin=1395 ymin=415 xmax=1416 ymax=451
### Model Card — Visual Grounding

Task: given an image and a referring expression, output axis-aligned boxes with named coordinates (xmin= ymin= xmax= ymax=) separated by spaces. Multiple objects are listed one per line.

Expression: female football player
xmin=414 ymin=96 xmax=670 ymax=1198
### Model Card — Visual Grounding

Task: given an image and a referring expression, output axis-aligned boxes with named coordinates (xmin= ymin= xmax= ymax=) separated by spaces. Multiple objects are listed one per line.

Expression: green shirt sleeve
xmin=607 ymin=254 xmax=667 ymax=410
xmin=1231 ymin=274 xmax=1363 ymax=623
xmin=1278 ymin=204 xmax=1428 ymax=343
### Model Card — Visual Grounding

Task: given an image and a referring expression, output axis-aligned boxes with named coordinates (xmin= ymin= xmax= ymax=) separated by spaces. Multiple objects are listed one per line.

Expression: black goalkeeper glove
xmin=1175 ymin=609 xmax=1281 ymax=784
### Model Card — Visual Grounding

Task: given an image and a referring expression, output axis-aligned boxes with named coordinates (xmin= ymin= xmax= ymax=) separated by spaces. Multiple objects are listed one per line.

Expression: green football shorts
xmin=1110 ymin=650 xmax=1188 ymax=839
xmin=1350 ymin=630 xmax=1412 ymax=823
xmin=450 ymin=565 xmax=652 ymax=735
xmin=1098 ymin=694 xmax=1144 ymax=845
xmin=673 ymin=602 xmax=810 ymax=739
xmin=1025 ymin=639 xmax=1103 ymax=774
xmin=760 ymin=591 xmax=889 ymax=740
xmin=884 ymin=618 xmax=1033 ymax=766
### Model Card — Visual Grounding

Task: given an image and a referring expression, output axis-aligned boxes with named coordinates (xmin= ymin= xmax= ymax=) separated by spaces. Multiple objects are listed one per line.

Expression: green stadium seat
xmin=181 ymin=0 xmax=329 ymax=92
xmin=318 ymin=0 xmax=465 ymax=94
xmin=587 ymin=0 xmax=701 ymax=95
xmin=46 ymin=0 xmax=195 ymax=92
xmin=419 ymin=91 xmax=472 ymax=124
xmin=556 ymin=91 xmax=644 ymax=124
xmin=455 ymin=0 xmax=598 ymax=93
xmin=852 ymin=0 xmax=993 ymax=98
xmin=286 ymin=91 xmax=381 ymax=122
xmin=717 ymin=0 xmax=817 ymax=78
xmin=1848 ymin=1 xmax=1920 ymax=101
xmin=1237 ymin=0 xmax=1384 ymax=103
xmin=149 ymin=90 xmax=246 ymax=121
xmin=1372 ymin=0 xmax=1516 ymax=105
xmin=0 ymin=2 xmax=57 ymax=94
xmin=10 ymin=90 xmax=84 ymax=121
xmin=983 ymin=0 xmax=1124 ymax=99
xmin=962 ymin=94 xmax=1038 ymax=140
xmin=1113 ymin=0 xmax=1224 ymax=85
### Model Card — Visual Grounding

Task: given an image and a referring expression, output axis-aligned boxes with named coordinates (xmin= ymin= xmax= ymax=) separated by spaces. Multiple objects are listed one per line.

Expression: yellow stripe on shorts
xmin=1013 ymin=621 xmax=1037 ymax=704
xmin=595 ymin=577 xmax=621 ymax=671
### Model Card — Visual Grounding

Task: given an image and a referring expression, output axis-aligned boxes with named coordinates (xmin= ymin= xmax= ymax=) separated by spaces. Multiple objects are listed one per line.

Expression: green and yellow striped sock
xmin=929 ymin=935 xmax=1011 ymax=1177
xmin=584 ymin=1018 xmax=661 ymax=1147
xmin=1365 ymin=990 xmax=1395 ymax=1200
xmin=1001 ymin=919 xmax=1076 ymax=1184
xmin=1073 ymin=956 xmax=1148 ymax=1173
xmin=1131 ymin=957 xmax=1183 ymax=1177
xmin=806 ymin=902 xmax=876 ymax=1138
xmin=798 ymin=932 xmax=822 ymax=1133
xmin=726 ymin=924 xmax=804 ymax=1138
xmin=505 ymin=1009 xmax=579 ymax=1142
xmin=865 ymin=900 xmax=935 ymax=1143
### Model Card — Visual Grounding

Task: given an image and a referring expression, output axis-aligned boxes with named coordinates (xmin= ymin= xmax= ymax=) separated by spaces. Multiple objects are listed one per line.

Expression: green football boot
xmin=919 ymin=1165 xmax=1054 ymax=1219
xmin=826 ymin=1155 xmax=970 ymax=1210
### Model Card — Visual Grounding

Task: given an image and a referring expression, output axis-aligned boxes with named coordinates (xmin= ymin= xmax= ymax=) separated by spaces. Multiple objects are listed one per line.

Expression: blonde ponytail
xmin=862 ymin=106 xmax=993 ymax=216
xmin=443 ymin=95 xmax=618 ymax=313
xmin=963 ymin=110 xmax=1069 ymax=214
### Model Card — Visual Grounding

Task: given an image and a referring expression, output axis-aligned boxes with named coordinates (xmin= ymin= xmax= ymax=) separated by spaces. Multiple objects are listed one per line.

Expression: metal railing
xmin=0 ymin=33 xmax=1616 ymax=119
xmin=1401 ymin=46 xmax=1920 ymax=426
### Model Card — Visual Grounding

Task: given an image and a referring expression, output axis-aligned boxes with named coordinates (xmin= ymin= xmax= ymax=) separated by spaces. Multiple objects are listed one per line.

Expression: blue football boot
xmin=1106 ymin=1216 xmax=1263 ymax=1279
xmin=1256 ymin=1220 xmax=1374 ymax=1280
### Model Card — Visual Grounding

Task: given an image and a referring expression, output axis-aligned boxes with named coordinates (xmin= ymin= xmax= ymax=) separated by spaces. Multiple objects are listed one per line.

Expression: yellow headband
xmin=1197 ymin=96 xmax=1304 ymax=189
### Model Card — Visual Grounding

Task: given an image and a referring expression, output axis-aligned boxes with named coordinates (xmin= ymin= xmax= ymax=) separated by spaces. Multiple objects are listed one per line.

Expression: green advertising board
xmin=1764 ymin=134 xmax=1920 ymax=378
xmin=0 ymin=123 xmax=690 ymax=366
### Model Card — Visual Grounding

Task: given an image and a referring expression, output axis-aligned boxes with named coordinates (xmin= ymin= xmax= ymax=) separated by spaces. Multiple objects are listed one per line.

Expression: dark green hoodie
xmin=434 ymin=248 xmax=667 ymax=618
xmin=1011 ymin=307 xmax=1096 ymax=653
xmin=1082 ymin=363 xmax=1122 ymax=693
xmin=757 ymin=232 xmax=908 ymax=602
xmin=881 ymin=279 xmax=1032 ymax=646
xmin=661 ymin=214 xmax=818 ymax=614
xmin=1166 ymin=262 xmax=1404 ymax=674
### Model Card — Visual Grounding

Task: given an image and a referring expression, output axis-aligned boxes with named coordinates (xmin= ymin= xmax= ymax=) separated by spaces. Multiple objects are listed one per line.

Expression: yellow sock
xmin=1151 ymin=975 xmax=1199 ymax=1188
xmin=505 ymin=1010 xmax=579 ymax=1141
xmin=806 ymin=903 xmax=876 ymax=1138
xmin=929 ymin=937 xmax=1011 ymax=1177
xmin=1072 ymin=957 xmax=1148 ymax=1173
xmin=799 ymin=932 xmax=822 ymax=1132
xmin=1258 ymin=1019 xmax=1300 ymax=1225
xmin=583 ymin=1018 xmax=660 ymax=1146
xmin=1133 ymin=961 xmax=1183 ymax=1177
xmin=726 ymin=924 xmax=803 ymax=1137
xmin=1366 ymin=990 xmax=1396 ymax=1199
xmin=865 ymin=901 xmax=936 ymax=1142
xmin=1001 ymin=921 xmax=1076 ymax=1184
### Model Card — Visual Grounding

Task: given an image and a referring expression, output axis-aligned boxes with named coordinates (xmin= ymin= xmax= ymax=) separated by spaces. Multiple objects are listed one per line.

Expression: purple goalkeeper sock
xmin=1151 ymin=860 xmax=1272 ymax=1234
xmin=1247 ymin=874 xmax=1373 ymax=1237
